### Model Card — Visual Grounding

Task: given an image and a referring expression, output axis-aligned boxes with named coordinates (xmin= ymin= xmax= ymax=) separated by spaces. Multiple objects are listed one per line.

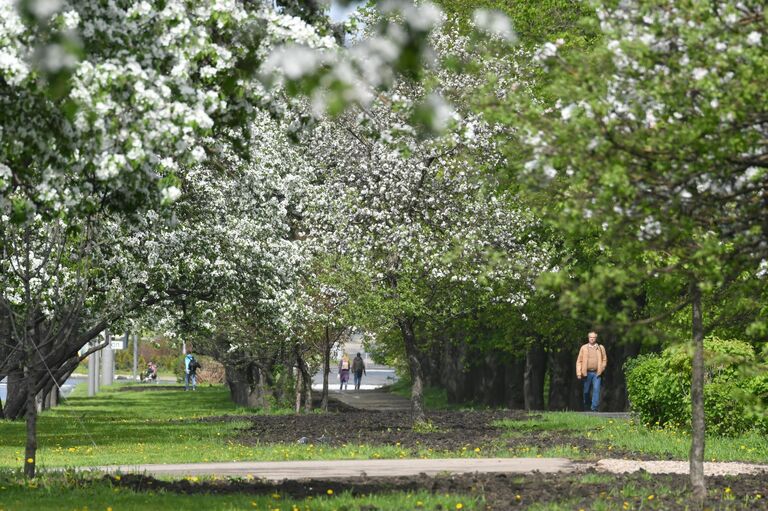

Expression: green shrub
xmin=625 ymin=337 xmax=765 ymax=436
xmin=703 ymin=382 xmax=752 ymax=436
xmin=624 ymin=354 xmax=688 ymax=428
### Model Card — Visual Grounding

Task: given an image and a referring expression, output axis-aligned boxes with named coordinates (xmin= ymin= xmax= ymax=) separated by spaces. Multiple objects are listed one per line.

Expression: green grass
xmin=0 ymin=383 xmax=267 ymax=468
xmin=0 ymin=383 xmax=503 ymax=469
xmin=0 ymin=471 xmax=480 ymax=510
xmin=495 ymin=412 xmax=768 ymax=463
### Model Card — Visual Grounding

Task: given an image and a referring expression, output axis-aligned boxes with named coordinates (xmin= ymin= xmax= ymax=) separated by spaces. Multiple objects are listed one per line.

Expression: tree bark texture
xmin=440 ymin=340 xmax=472 ymax=404
xmin=690 ymin=282 xmax=707 ymax=502
xmin=297 ymin=357 xmax=313 ymax=413
xmin=321 ymin=327 xmax=331 ymax=411
xmin=225 ymin=363 xmax=272 ymax=409
xmin=398 ymin=316 xmax=426 ymax=424
xmin=504 ymin=357 xmax=526 ymax=409
xmin=524 ymin=342 xmax=547 ymax=411
xmin=24 ymin=369 xmax=37 ymax=478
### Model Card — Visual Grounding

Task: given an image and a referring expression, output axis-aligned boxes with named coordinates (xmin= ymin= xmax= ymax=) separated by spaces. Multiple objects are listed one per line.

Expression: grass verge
xmin=0 ymin=471 xmax=479 ymax=511
xmin=496 ymin=412 xmax=768 ymax=463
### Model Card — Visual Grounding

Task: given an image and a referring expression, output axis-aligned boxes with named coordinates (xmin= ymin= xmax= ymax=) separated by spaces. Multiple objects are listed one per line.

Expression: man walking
xmin=352 ymin=353 xmax=366 ymax=390
xmin=576 ymin=331 xmax=607 ymax=411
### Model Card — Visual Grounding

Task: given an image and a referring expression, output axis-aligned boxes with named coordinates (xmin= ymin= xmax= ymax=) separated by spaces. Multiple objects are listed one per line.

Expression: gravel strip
xmin=597 ymin=459 xmax=768 ymax=476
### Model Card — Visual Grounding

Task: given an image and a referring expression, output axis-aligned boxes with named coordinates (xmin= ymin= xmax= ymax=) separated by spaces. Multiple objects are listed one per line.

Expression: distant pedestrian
xmin=338 ymin=354 xmax=351 ymax=391
xmin=352 ymin=353 xmax=366 ymax=390
xmin=184 ymin=353 xmax=201 ymax=391
xmin=146 ymin=361 xmax=158 ymax=383
xmin=576 ymin=331 xmax=607 ymax=411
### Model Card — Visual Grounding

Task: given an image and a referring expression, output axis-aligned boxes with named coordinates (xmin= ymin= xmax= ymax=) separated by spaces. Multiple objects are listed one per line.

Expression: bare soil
xmin=108 ymin=471 xmax=768 ymax=510
xmin=228 ymin=410 xmax=643 ymax=459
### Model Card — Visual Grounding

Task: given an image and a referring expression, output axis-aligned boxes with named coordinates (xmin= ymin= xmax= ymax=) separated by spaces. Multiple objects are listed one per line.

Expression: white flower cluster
xmin=303 ymin=24 xmax=551 ymax=323
xmin=0 ymin=1 xmax=30 ymax=85
xmin=0 ymin=0 xmax=337 ymax=218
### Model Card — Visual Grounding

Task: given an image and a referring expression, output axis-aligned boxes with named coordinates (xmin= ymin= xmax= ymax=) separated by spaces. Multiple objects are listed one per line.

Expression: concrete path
xmin=83 ymin=457 xmax=768 ymax=480
xmin=328 ymin=388 xmax=412 ymax=412
xmin=91 ymin=457 xmax=576 ymax=480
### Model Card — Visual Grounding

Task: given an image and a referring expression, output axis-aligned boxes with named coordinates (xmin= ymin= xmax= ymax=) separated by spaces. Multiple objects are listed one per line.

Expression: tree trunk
xmin=524 ymin=342 xmax=546 ymax=410
xmin=504 ymin=357 xmax=525 ymax=409
xmin=297 ymin=355 xmax=313 ymax=413
xmin=24 ymin=369 xmax=37 ymax=478
xmin=3 ymin=370 xmax=26 ymax=420
xmin=294 ymin=367 xmax=302 ymax=414
xmin=398 ymin=316 xmax=426 ymax=424
xmin=321 ymin=327 xmax=331 ymax=411
xmin=443 ymin=340 xmax=471 ymax=405
xmin=690 ymin=282 xmax=706 ymax=502
xmin=480 ymin=353 xmax=506 ymax=407
xmin=547 ymin=347 xmax=575 ymax=411
xmin=225 ymin=363 xmax=271 ymax=409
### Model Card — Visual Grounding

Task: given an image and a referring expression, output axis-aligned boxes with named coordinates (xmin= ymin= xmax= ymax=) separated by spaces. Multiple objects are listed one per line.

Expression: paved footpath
xmin=91 ymin=458 xmax=576 ymax=480
xmin=327 ymin=388 xmax=412 ymax=412
xmin=86 ymin=458 xmax=768 ymax=480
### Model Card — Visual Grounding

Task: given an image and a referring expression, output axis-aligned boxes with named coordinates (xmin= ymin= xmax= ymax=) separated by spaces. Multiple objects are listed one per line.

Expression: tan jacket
xmin=576 ymin=343 xmax=607 ymax=378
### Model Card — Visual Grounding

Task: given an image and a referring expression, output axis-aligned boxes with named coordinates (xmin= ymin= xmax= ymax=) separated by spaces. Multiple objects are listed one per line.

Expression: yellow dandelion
xmin=26 ymin=458 xmax=33 ymax=464
xmin=474 ymin=447 xmax=481 ymax=453
xmin=327 ymin=489 xmax=334 ymax=495
xmin=647 ymin=495 xmax=654 ymax=500
xmin=725 ymin=487 xmax=732 ymax=494
xmin=416 ymin=501 xmax=424 ymax=508
xmin=455 ymin=504 xmax=463 ymax=510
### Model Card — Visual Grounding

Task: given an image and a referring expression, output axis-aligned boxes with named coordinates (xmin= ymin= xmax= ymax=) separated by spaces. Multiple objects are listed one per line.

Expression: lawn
xmin=0 ymin=471 xmax=479 ymax=511
xmin=495 ymin=412 xmax=768 ymax=463
xmin=0 ymin=383 xmax=272 ymax=469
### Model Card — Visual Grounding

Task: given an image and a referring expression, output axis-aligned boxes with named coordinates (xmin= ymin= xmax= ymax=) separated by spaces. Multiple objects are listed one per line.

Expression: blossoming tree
xmin=501 ymin=0 xmax=767 ymax=499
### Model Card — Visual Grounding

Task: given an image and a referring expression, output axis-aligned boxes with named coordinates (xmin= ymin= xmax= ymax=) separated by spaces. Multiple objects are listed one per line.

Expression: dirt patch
xmin=236 ymin=410 xmax=528 ymax=452
xmin=107 ymin=471 xmax=768 ymax=509
xmin=221 ymin=410 xmax=641 ymax=459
